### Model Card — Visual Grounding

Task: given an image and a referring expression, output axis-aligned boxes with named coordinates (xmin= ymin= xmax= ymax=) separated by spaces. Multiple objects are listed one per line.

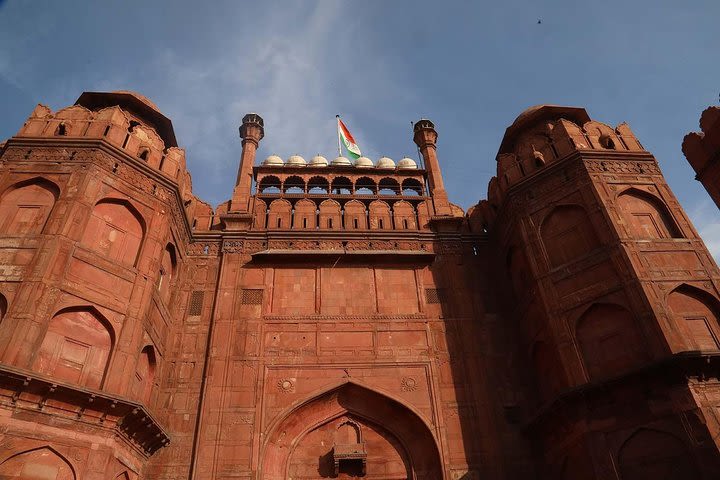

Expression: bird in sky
xmin=538 ymin=19 xmax=542 ymax=24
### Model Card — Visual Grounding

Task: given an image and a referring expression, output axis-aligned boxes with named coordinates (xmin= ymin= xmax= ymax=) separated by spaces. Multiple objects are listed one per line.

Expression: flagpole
xmin=335 ymin=115 xmax=342 ymax=157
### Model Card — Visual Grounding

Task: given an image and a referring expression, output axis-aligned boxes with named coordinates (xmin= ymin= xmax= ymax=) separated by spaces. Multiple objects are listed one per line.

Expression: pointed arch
xmin=307 ymin=176 xmax=329 ymax=194
xmin=575 ymin=303 xmax=647 ymax=379
xmin=618 ymin=428 xmax=698 ymax=480
xmin=331 ymin=176 xmax=352 ymax=195
xmin=158 ymin=243 xmax=177 ymax=302
xmin=401 ymin=178 xmax=424 ymax=196
xmin=378 ymin=177 xmax=400 ymax=195
xmin=32 ymin=306 xmax=114 ymax=389
xmin=131 ymin=344 xmax=156 ymax=404
xmin=0 ymin=177 xmax=60 ymax=235
xmin=0 ymin=446 xmax=76 ymax=480
xmin=354 ymin=176 xmax=376 ymax=195
xmin=667 ymin=284 xmax=720 ymax=351
xmin=283 ymin=175 xmax=305 ymax=194
xmin=540 ymin=204 xmax=600 ymax=268
xmin=258 ymin=175 xmax=281 ymax=194
xmin=81 ymin=198 xmax=145 ymax=266
xmin=261 ymin=380 xmax=442 ymax=480
xmin=617 ymin=188 xmax=681 ymax=239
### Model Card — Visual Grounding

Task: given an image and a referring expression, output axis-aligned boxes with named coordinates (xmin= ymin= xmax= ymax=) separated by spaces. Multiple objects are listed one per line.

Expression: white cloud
xmin=688 ymin=198 xmax=720 ymax=263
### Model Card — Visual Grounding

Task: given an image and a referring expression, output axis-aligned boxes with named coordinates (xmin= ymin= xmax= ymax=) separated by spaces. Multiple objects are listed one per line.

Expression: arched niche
xmin=540 ymin=204 xmax=600 ymax=268
xmin=617 ymin=188 xmax=682 ymax=239
xmin=368 ymin=200 xmax=392 ymax=230
xmin=344 ymin=200 xmax=367 ymax=230
xmin=319 ymin=199 xmax=341 ymax=230
xmin=158 ymin=243 xmax=177 ymax=302
xmin=393 ymin=200 xmax=417 ymax=230
xmin=261 ymin=381 xmax=442 ymax=480
xmin=0 ymin=178 xmax=60 ymax=235
xmin=81 ymin=198 xmax=145 ymax=266
xmin=268 ymin=199 xmax=292 ymax=229
xmin=0 ymin=446 xmax=76 ymax=480
xmin=667 ymin=285 xmax=720 ymax=351
xmin=618 ymin=428 xmax=698 ymax=480
xmin=32 ymin=307 xmax=114 ymax=389
xmin=575 ymin=303 xmax=647 ymax=379
xmin=131 ymin=344 xmax=156 ymax=404
xmin=293 ymin=198 xmax=317 ymax=230
xmin=253 ymin=199 xmax=267 ymax=229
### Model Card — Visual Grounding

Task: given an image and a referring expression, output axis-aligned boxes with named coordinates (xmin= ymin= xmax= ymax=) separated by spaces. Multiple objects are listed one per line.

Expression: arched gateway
xmin=260 ymin=382 xmax=443 ymax=479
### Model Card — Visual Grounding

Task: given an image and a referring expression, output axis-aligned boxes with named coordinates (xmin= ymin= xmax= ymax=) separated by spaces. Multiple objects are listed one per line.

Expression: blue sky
xmin=1 ymin=1 xmax=718 ymax=255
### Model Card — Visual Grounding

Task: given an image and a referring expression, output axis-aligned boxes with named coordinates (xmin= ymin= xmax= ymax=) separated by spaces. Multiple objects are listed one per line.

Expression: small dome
xmin=263 ymin=154 xmax=284 ymax=166
xmin=376 ymin=156 xmax=395 ymax=169
xmin=397 ymin=157 xmax=418 ymax=169
xmin=310 ymin=154 xmax=328 ymax=166
xmin=287 ymin=155 xmax=307 ymax=166
xmin=355 ymin=156 xmax=373 ymax=168
xmin=331 ymin=156 xmax=352 ymax=166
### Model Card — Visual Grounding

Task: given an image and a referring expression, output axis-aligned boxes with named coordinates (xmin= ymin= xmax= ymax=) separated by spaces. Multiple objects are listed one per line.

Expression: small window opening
xmin=103 ymin=125 xmax=111 ymax=137
xmin=328 ymin=218 xmax=333 ymax=228
xmin=379 ymin=218 xmax=384 ymax=229
xmin=277 ymin=217 xmax=282 ymax=228
xmin=403 ymin=219 xmax=408 ymax=229
xmin=600 ymin=135 xmax=616 ymax=150
xmin=128 ymin=120 xmax=140 ymax=133
xmin=112 ymin=163 xmax=118 ymax=173
xmin=56 ymin=123 xmax=67 ymax=136
xmin=192 ymin=218 xmax=198 ymax=230
xmin=138 ymin=149 xmax=149 ymax=161
xmin=303 ymin=218 xmax=307 ymax=229
xmin=354 ymin=218 xmax=358 ymax=229
xmin=203 ymin=245 xmax=210 ymax=255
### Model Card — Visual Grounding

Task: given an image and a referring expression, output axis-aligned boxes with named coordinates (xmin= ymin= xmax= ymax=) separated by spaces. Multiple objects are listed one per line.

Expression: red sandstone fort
xmin=0 ymin=91 xmax=719 ymax=479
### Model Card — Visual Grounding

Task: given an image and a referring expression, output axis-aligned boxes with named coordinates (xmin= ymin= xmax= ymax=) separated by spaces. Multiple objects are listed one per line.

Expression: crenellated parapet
xmin=468 ymin=105 xmax=647 ymax=233
xmin=683 ymin=106 xmax=720 ymax=209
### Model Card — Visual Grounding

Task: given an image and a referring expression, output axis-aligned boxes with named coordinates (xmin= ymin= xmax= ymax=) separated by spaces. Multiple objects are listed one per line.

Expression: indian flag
xmin=337 ymin=116 xmax=362 ymax=159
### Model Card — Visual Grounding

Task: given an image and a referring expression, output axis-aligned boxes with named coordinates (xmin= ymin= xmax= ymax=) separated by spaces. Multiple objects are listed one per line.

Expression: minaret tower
xmin=230 ymin=113 xmax=264 ymax=213
xmin=413 ymin=119 xmax=452 ymax=216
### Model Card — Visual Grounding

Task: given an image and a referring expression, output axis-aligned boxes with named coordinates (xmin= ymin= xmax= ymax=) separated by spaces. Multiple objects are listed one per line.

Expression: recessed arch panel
xmin=540 ymin=204 xmax=599 ymax=268
xmin=667 ymin=285 xmax=720 ymax=351
xmin=81 ymin=198 xmax=145 ymax=266
xmin=618 ymin=428 xmax=698 ymax=480
xmin=0 ymin=446 xmax=76 ymax=480
xmin=32 ymin=306 xmax=114 ymax=389
xmin=617 ymin=188 xmax=681 ymax=239
xmin=0 ymin=178 xmax=59 ymax=235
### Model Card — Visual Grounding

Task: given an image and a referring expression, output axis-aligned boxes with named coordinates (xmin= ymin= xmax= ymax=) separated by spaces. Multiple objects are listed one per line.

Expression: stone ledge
xmin=0 ymin=364 xmax=169 ymax=455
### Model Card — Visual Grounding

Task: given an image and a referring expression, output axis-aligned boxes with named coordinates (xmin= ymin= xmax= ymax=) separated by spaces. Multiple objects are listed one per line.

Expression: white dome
xmin=287 ymin=154 xmax=306 ymax=166
xmin=376 ymin=156 xmax=395 ymax=169
xmin=397 ymin=157 xmax=418 ymax=169
xmin=354 ymin=156 xmax=373 ymax=168
xmin=310 ymin=154 xmax=328 ymax=166
xmin=263 ymin=154 xmax=284 ymax=166
xmin=331 ymin=156 xmax=352 ymax=166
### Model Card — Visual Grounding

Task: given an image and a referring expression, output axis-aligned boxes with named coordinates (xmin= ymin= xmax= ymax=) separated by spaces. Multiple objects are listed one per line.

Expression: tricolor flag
xmin=337 ymin=116 xmax=362 ymax=159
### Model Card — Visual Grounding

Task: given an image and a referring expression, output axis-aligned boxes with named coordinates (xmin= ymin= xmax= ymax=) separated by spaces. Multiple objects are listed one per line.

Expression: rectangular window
xmin=188 ymin=291 xmax=204 ymax=316
xmin=241 ymin=288 xmax=263 ymax=305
